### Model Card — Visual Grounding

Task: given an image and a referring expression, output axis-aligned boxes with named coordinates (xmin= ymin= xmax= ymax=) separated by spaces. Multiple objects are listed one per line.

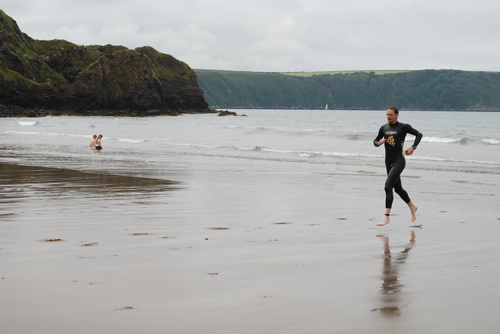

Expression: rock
xmin=217 ymin=110 xmax=238 ymax=116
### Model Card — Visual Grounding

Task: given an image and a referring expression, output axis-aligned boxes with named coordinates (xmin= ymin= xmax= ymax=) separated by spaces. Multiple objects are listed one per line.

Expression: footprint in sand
xmin=40 ymin=238 xmax=64 ymax=242
xmin=116 ymin=306 xmax=134 ymax=311
xmin=81 ymin=242 xmax=98 ymax=247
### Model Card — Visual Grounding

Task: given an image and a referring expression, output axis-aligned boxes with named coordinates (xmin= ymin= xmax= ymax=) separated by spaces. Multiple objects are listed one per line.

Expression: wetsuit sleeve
xmin=374 ymin=126 xmax=384 ymax=147
xmin=405 ymin=124 xmax=423 ymax=149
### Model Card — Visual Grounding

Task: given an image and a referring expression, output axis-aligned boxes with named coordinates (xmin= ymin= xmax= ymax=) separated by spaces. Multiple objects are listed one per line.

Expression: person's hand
xmin=405 ymin=147 xmax=415 ymax=156
xmin=378 ymin=138 xmax=386 ymax=146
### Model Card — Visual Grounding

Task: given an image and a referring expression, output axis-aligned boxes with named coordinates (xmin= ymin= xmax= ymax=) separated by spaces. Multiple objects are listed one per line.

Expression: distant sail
xmin=325 ymin=104 xmax=328 ymax=110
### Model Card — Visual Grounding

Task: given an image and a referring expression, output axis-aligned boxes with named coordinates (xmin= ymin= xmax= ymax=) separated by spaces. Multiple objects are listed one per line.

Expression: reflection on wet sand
xmin=0 ymin=163 xmax=179 ymax=194
xmin=0 ymin=163 xmax=180 ymax=218
xmin=376 ymin=231 xmax=416 ymax=317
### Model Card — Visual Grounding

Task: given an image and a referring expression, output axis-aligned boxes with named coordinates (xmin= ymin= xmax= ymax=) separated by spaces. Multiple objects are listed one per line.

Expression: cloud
xmin=2 ymin=0 xmax=500 ymax=71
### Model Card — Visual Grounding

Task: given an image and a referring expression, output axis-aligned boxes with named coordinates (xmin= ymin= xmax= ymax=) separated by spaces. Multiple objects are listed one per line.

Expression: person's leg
xmin=393 ymin=170 xmax=418 ymax=223
xmin=377 ymin=160 xmax=404 ymax=226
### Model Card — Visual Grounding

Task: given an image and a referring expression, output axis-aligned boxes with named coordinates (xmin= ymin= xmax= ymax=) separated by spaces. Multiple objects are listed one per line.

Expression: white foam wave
xmin=18 ymin=121 xmax=38 ymax=126
xmin=412 ymin=155 xmax=500 ymax=165
xmin=173 ymin=143 xmax=221 ymax=149
xmin=422 ymin=136 xmax=464 ymax=144
xmin=483 ymin=138 xmax=500 ymax=145
xmin=5 ymin=131 xmax=90 ymax=138
xmin=118 ymin=138 xmax=145 ymax=143
xmin=237 ymin=146 xmax=266 ymax=151
xmin=262 ymin=148 xmax=295 ymax=154
xmin=235 ymin=146 xmax=381 ymax=159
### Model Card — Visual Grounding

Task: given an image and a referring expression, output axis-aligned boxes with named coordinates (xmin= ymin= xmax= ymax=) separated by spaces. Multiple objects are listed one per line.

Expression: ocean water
xmin=1 ymin=109 xmax=499 ymax=178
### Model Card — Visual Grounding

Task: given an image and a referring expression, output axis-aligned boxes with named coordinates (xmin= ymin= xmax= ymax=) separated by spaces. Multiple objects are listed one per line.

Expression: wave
xmin=237 ymin=146 xmax=267 ymax=151
xmin=233 ymin=145 xmax=500 ymax=166
xmin=422 ymin=136 xmax=467 ymax=144
xmin=172 ymin=142 xmax=221 ymax=149
xmin=5 ymin=131 xmax=90 ymax=138
xmin=483 ymin=138 xmax=500 ymax=145
xmin=118 ymin=138 xmax=145 ymax=144
xmin=410 ymin=155 xmax=500 ymax=166
xmin=345 ymin=133 xmax=366 ymax=141
xmin=18 ymin=121 xmax=39 ymax=126
xmin=235 ymin=145 xmax=381 ymax=159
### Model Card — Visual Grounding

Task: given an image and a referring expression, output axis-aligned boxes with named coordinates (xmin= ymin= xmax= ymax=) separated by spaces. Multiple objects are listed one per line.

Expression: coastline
xmin=0 ymin=106 xmax=219 ymax=118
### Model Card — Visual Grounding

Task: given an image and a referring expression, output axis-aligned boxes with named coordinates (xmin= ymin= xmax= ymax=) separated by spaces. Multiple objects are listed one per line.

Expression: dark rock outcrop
xmin=0 ymin=10 xmax=210 ymax=116
xmin=217 ymin=110 xmax=238 ymax=116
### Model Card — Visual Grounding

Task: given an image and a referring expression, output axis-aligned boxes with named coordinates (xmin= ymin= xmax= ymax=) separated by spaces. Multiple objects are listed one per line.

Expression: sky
xmin=2 ymin=0 xmax=500 ymax=72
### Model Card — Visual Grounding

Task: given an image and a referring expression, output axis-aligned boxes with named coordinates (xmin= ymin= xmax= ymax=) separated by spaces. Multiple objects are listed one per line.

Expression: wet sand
xmin=1 ymin=162 xmax=500 ymax=334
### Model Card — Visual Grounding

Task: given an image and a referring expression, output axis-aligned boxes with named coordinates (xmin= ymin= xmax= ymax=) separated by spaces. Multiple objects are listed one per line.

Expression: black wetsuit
xmin=374 ymin=122 xmax=422 ymax=209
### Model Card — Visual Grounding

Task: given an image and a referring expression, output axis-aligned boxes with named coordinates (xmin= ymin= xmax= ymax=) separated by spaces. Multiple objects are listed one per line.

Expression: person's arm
xmin=374 ymin=127 xmax=385 ymax=147
xmin=404 ymin=124 xmax=423 ymax=155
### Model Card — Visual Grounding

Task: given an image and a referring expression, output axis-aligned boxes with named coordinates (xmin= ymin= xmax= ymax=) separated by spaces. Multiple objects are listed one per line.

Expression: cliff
xmin=0 ymin=10 xmax=210 ymax=116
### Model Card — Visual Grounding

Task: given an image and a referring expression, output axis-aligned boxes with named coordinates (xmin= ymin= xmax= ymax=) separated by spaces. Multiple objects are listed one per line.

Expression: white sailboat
xmin=325 ymin=103 xmax=328 ymax=110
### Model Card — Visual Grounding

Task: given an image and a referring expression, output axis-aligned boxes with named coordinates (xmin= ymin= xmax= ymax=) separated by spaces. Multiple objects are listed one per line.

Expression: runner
xmin=373 ymin=106 xmax=422 ymax=226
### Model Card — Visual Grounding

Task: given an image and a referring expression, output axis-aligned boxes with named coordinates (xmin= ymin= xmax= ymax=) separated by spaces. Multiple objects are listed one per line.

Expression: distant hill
xmin=195 ymin=69 xmax=500 ymax=111
xmin=0 ymin=10 xmax=209 ymax=116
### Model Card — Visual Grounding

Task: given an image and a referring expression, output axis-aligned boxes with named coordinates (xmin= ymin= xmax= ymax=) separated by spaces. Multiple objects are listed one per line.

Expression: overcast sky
xmin=2 ymin=0 xmax=500 ymax=72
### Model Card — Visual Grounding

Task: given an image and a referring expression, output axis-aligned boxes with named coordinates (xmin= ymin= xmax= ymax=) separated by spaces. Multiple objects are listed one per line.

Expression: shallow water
xmin=1 ymin=110 xmax=499 ymax=180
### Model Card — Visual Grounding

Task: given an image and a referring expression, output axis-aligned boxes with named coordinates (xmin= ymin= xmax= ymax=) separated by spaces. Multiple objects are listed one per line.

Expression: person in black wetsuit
xmin=373 ymin=106 xmax=423 ymax=226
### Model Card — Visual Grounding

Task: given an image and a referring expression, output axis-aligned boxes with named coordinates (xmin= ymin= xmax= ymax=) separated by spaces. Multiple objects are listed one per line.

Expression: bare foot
xmin=410 ymin=206 xmax=418 ymax=223
xmin=376 ymin=216 xmax=390 ymax=226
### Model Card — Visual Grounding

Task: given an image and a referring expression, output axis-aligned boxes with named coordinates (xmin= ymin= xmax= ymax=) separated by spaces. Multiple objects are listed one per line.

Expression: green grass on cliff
xmin=0 ymin=67 xmax=47 ymax=89
xmin=136 ymin=46 xmax=197 ymax=83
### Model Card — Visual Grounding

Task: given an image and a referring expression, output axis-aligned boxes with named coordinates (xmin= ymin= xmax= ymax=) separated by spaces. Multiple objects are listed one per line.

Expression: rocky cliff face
xmin=0 ymin=10 xmax=210 ymax=116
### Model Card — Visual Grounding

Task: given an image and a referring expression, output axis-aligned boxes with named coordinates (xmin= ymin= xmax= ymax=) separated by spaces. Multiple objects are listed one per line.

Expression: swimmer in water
xmin=95 ymin=134 xmax=103 ymax=150
xmin=90 ymin=134 xmax=97 ymax=148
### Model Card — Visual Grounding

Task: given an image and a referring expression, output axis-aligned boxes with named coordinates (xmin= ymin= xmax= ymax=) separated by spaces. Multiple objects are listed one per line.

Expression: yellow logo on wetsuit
xmin=386 ymin=136 xmax=395 ymax=146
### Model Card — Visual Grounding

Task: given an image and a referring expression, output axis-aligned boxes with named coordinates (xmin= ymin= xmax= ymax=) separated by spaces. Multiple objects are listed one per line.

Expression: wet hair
xmin=98 ymin=134 xmax=102 ymax=138
xmin=387 ymin=106 xmax=399 ymax=114
xmin=93 ymin=134 xmax=97 ymax=139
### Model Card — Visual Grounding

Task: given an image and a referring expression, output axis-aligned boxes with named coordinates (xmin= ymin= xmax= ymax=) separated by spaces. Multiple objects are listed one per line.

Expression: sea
xmin=1 ymin=109 xmax=499 ymax=178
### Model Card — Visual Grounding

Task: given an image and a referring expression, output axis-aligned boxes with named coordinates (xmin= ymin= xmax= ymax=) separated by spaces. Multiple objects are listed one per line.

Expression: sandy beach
xmin=1 ymin=158 xmax=500 ymax=334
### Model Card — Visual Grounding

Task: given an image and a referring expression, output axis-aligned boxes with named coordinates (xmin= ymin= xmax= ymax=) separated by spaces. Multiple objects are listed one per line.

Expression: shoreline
xmin=0 ymin=107 xmax=219 ymax=118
